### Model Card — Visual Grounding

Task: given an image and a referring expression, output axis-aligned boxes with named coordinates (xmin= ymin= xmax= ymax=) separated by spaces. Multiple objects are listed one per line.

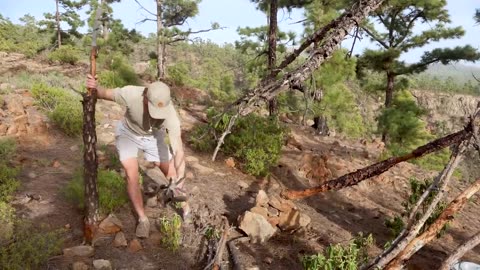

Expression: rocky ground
xmin=1 ymin=52 xmax=480 ymax=270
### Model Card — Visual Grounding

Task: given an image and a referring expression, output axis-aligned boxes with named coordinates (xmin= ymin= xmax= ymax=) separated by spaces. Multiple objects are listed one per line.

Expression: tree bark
xmin=156 ymin=0 xmax=165 ymax=80
xmin=385 ymin=178 xmax=480 ymax=269
xmin=56 ymin=0 xmax=61 ymax=47
xmin=382 ymin=71 xmax=395 ymax=142
xmin=267 ymin=0 xmax=278 ymax=116
xmin=283 ymin=123 xmax=474 ymax=200
xmin=101 ymin=0 xmax=109 ymax=40
xmin=439 ymin=231 xmax=480 ymax=270
xmin=312 ymin=115 xmax=329 ymax=135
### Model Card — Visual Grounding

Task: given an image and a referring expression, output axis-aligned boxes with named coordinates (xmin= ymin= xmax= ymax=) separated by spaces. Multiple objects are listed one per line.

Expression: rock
xmin=185 ymin=156 xmax=199 ymax=163
xmin=128 ymin=239 xmax=143 ymax=253
xmin=268 ymin=195 xmax=295 ymax=212
xmin=99 ymin=214 xmax=123 ymax=234
xmin=237 ymin=180 xmax=249 ymax=189
xmin=147 ymin=232 xmax=162 ymax=246
xmin=103 ymin=124 xmax=110 ymax=129
xmin=278 ymin=209 xmax=311 ymax=231
xmin=145 ymin=168 xmax=168 ymax=185
xmin=146 ymin=196 xmax=158 ymax=207
xmin=52 ymin=160 xmax=61 ymax=168
xmin=65 ymin=224 xmax=71 ymax=230
xmin=255 ymin=190 xmax=269 ymax=206
xmin=250 ymin=206 xmax=269 ymax=219
xmin=113 ymin=231 xmax=128 ymax=247
xmin=190 ymin=186 xmax=200 ymax=196
xmin=93 ymin=259 xmax=112 ymax=270
xmin=27 ymin=171 xmax=37 ymax=179
xmin=263 ymin=257 xmax=273 ymax=264
xmin=225 ymin=157 xmax=235 ymax=168
xmin=70 ymin=145 xmax=80 ymax=152
xmin=267 ymin=216 xmax=280 ymax=227
xmin=72 ymin=261 xmax=89 ymax=270
xmin=63 ymin=245 xmax=95 ymax=257
xmin=21 ymin=97 xmax=34 ymax=107
xmin=238 ymin=211 xmax=276 ymax=243
xmin=191 ymin=162 xmax=214 ymax=175
xmin=267 ymin=206 xmax=279 ymax=217
xmin=6 ymin=124 xmax=17 ymax=136
xmin=214 ymin=172 xmax=227 ymax=177
xmin=0 ymin=124 xmax=7 ymax=135
xmin=5 ymin=96 xmax=24 ymax=115
xmin=13 ymin=115 xmax=28 ymax=126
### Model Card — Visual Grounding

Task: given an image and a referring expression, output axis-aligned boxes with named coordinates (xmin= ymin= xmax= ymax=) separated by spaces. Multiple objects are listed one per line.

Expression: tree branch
xmin=386 ymin=178 xmax=480 ymax=269
xmin=134 ymin=0 xmax=157 ymax=17
xmin=364 ymin=140 xmax=469 ymax=269
xmin=361 ymin=26 xmax=389 ymax=49
xmin=283 ymin=124 xmax=473 ymax=200
xmin=439 ymin=231 xmax=480 ymax=270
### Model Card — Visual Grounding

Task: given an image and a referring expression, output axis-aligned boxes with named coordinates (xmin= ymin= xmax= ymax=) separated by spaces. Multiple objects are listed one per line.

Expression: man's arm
xmin=86 ymin=74 xmax=114 ymax=101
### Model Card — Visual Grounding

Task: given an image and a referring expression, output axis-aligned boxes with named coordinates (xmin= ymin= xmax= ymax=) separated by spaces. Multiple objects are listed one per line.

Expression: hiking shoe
xmin=136 ymin=217 xmax=150 ymax=238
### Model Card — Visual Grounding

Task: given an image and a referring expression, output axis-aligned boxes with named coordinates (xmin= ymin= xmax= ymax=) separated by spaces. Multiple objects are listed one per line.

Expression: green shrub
xmin=31 ymin=83 xmax=83 ymax=136
xmin=47 ymin=45 xmax=81 ymax=65
xmin=159 ymin=214 xmax=182 ymax=251
xmin=378 ymin=90 xmax=431 ymax=156
xmin=167 ymin=62 xmax=190 ymax=86
xmin=189 ymin=110 xmax=288 ymax=176
xmin=0 ymin=221 xmax=64 ymax=270
xmin=301 ymin=233 xmax=373 ymax=270
xmin=0 ymin=138 xmax=19 ymax=202
xmin=98 ymin=53 xmax=139 ymax=88
xmin=384 ymin=177 xmax=449 ymax=239
xmin=64 ymin=169 xmax=129 ymax=214
xmin=0 ymin=202 xmax=15 ymax=242
xmin=0 ymin=137 xmax=16 ymax=161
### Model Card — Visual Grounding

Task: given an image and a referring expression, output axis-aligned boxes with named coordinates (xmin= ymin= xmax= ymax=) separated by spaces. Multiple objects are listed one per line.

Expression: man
xmin=86 ymin=75 xmax=187 ymax=238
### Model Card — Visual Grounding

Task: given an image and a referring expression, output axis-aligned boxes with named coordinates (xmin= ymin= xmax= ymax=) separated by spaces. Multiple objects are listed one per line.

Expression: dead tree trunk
xmin=56 ymin=0 xmax=61 ymax=48
xmin=439 ymin=231 xmax=480 ymax=270
xmin=156 ymin=0 xmax=165 ymax=80
xmin=283 ymin=125 xmax=473 ymax=200
xmin=385 ymin=178 xmax=480 ymax=269
xmin=267 ymin=0 xmax=278 ymax=116
xmin=83 ymin=6 xmax=103 ymax=244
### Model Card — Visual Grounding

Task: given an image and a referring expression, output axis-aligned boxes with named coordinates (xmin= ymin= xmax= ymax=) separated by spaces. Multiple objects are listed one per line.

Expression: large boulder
xmin=238 ymin=211 xmax=276 ymax=243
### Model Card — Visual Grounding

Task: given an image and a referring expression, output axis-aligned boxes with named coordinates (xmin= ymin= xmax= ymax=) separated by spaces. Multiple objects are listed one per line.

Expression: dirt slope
xmin=1 ymin=53 xmax=480 ymax=269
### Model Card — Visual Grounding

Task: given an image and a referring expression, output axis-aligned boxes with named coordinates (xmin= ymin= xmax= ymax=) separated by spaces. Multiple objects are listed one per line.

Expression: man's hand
xmin=86 ymin=74 xmax=114 ymax=101
xmin=86 ymin=74 xmax=97 ymax=89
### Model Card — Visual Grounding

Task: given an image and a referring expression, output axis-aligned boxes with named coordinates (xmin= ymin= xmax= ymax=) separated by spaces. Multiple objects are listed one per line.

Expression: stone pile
xmin=238 ymin=190 xmax=311 ymax=243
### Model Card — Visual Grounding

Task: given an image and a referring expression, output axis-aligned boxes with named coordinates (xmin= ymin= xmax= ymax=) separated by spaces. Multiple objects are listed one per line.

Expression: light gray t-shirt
xmin=113 ymin=85 xmax=182 ymax=152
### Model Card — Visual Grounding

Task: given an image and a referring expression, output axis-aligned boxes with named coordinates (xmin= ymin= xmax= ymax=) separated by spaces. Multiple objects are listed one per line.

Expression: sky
xmin=1 ymin=0 xmax=479 ymax=64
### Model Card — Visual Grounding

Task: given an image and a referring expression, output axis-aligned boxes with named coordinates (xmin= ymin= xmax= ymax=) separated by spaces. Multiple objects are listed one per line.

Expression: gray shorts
xmin=115 ymin=121 xmax=172 ymax=162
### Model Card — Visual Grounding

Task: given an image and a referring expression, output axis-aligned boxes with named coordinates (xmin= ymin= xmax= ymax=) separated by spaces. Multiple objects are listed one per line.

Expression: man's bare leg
xmin=122 ymin=158 xmax=149 ymax=237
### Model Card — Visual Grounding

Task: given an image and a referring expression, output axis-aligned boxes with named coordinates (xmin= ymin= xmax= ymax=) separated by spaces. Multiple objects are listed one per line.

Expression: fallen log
xmin=283 ymin=124 xmax=473 ymax=200
xmin=385 ymin=178 xmax=480 ymax=269
xmin=439 ymin=230 xmax=480 ymax=270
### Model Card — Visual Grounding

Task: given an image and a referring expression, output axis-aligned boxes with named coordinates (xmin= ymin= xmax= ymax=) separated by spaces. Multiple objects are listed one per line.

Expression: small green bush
xmin=0 ymin=221 xmax=64 ymax=270
xmin=384 ymin=177 xmax=450 ymax=239
xmin=159 ymin=214 xmax=182 ymax=251
xmin=189 ymin=110 xmax=288 ymax=176
xmin=167 ymin=62 xmax=190 ymax=86
xmin=31 ymin=83 xmax=83 ymax=136
xmin=0 ymin=202 xmax=15 ymax=242
xmin=301 ymin=233 xmax=373 ymax=270
xmin=47 ymin=45 xmax=81 ymax=65
xmin=0 ymin=138 xmax=19 ymax=202
xmin=64 ymin=169 xmax=129 ymax=214
xmin=98 ymin=53 xmax=139 ymax=88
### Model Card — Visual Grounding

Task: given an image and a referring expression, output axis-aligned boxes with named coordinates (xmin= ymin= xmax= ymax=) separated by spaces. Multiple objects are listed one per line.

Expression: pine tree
xmin=40 ymin=0 xmax=87 ymax=47
xmin=358 ymin=0 xmax=480 ymax=141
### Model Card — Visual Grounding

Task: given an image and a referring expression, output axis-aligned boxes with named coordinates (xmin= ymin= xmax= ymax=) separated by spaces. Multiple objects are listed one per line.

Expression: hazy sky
xmin=1 ymin=0 xmax=479 ymax=63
